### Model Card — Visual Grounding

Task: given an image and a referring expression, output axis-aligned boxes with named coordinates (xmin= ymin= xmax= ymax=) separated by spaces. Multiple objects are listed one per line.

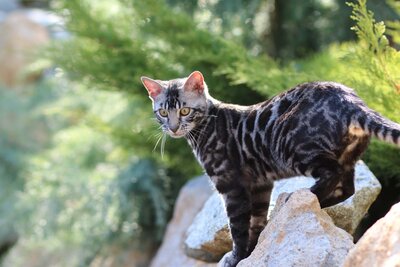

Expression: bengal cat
xmin=141 ymin=71 xmax=400 ymax=267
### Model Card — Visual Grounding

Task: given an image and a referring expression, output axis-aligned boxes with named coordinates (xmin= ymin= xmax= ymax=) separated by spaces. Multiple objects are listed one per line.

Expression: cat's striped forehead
xmin=162 ymin=81 xmax=185 ymax=109
xmin=154 ymin=78 xmax=206 ymax=110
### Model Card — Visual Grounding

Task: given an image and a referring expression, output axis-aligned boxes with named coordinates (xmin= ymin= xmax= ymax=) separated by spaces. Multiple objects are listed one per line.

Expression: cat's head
xmin=141 ymin=71 xmax=209 ymax=138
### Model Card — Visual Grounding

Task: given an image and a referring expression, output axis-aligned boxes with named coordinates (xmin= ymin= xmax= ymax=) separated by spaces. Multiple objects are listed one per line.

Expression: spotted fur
xmin=141 ymin=71 xmax=400 ymax=267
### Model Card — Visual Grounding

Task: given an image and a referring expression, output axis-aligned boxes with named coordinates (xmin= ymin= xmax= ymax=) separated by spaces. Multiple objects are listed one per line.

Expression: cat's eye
xmin=158 ymin=109 xmax=168 ymax=117
xmin=180 ymin=107 xmax=191 ymax=116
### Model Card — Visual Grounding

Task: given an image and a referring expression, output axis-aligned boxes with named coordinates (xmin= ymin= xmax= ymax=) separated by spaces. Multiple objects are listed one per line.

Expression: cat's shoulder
xmin=252 ymin=81 xmax=357 ymax=109
xmin=292 ymin=81 xmax=356 ymax=95
xmin=278 ymin=81 xmax=357 ymax=101
xmin=289 ymin=81 xmax=354 ymax=93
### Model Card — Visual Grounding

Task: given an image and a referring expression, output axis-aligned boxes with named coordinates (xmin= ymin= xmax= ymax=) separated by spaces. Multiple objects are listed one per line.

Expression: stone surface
xmin=0 ymin=0 xmax=19 ymax=13
xmin=4 ymin=241 xmax=155 ymax=267
xmin=150 ymin=175 xmax=217 ymax=267
xmin=184 ymin=161 xmax=380 ymax=261
xmin=184 ymin=193 xmax=232 ymax=262
xmin=236 ymin=190 xmax=354 ymax=267
xmin=0 ymin=226 xmax=18 ymax=258
xmin=20 ymin=9 xmax=68 ymax=40
xmin=0 ymin=11 xmax=50 ymax=87
xmin=270 ymin=161 xmax=381 ymax=234
xmin=343 ymin=201 xmax=400 ymax=267
xmin=0 ymin=10 xmax=6 ymax=22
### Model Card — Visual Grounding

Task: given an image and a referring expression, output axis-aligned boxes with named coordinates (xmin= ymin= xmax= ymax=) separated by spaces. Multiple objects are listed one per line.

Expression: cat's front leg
xmin=247 ymin=181 xmax=273 ymax=254
xmin=215 ymin=179 xmax=251 ymax=267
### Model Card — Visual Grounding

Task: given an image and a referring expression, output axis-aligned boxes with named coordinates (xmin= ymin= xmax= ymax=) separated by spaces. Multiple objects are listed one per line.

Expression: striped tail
xmin=353 ymin=111 xmax=400 ymax=147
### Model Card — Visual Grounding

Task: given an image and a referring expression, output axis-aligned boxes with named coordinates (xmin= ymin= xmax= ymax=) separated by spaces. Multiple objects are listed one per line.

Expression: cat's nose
xmin=169 ymin=124 xmax=179 ymax=133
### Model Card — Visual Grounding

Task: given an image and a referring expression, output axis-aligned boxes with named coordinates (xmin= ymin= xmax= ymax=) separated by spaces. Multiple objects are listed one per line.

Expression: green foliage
xmin=117 ymin=159 xmax=169 ymax=239
xmin=363 ymin=140 xmax=400 ymax=187
xmin=50 ymin=0 xmax=303 ymax=101
xmin=168 ymin=0 xmax=264 ymax=51
xmin=386 ymin=0 xmax=400 ymax=45
xmin=348 ymin=0 xmax=400 ymax=92
xmin=0 ymin=82 xmax=56 ymax=239
xmin=4 ymin=79 xmax=173 ymax=266
xmin=267 ymin=0 xmax=353 ymax=59
xmin=0 ymin=81 xmax=58 ymax=264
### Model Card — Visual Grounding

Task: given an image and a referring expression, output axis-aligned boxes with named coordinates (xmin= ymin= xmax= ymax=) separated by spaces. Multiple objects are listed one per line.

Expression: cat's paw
xmin=218 ymin=251 xmax=241 ymax=267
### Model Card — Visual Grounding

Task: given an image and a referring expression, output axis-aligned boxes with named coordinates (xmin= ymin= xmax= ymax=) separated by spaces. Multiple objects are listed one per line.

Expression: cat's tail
xmin=351 ymin=109 xmax=400 ymax=147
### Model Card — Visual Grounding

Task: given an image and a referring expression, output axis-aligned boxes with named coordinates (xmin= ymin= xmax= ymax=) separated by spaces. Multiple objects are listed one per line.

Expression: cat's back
xmin=264 ymin=81 xmax=358 ymax=106
xmin=256 ymin=81 xmax=364 ymax=121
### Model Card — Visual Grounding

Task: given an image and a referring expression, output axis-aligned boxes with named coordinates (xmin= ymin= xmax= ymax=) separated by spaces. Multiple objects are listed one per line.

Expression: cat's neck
xmin=185 ymin=98 xmax=219 ymax=152
xmin=185 ymin=98 xmax=249 ymax=154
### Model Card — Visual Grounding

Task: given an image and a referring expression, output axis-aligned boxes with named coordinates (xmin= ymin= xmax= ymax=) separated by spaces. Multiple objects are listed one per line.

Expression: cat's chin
xmin=168 ymin=132 xmax=186 ymax=138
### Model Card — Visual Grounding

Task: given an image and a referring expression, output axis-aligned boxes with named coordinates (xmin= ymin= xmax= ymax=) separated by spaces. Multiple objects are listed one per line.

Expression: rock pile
xmin=150 ymin=161 xmax=398 ymax=267
xmin=184 ymin=161 xmax=380 ymax=261
xmin=343 ymin=201 xmax=400 ymax=267
xmin=150 ymin=176 xmax=217 ymax=267
xmin=0 ymin=11 xmax=49 ymax=87
xmin=0 ymin=6 xmax=65 ymax=88
xmin=237 ymin=190 xmax=354 ymax=267
xmin=184 ymin=193 xmax=232 ymax=262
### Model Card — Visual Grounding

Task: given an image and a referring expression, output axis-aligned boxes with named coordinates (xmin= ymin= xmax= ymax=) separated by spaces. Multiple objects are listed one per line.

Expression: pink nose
xmin=169 ymin=124 xmax=179 ymax=133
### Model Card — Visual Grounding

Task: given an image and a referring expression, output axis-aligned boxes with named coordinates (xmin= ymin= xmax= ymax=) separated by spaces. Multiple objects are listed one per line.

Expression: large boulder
xmin=343 ymin=201 xmax=400 ymax=267
xmin=0 ymin=0 xmax=19 ymax=13
xmin=150 ymin=176 xmax=217 ymax=267
xmin=236 ymin=190 xmax=354 ymax=267
xmin=18 ymin=9 xmax=68 ymax=40
xmin=185 ymin=161 xmax=380 ymax=261
xmin=270 ymin=161 xmax=381 ymax=234
xmin=0 ymin=11 xmax=49 ymax=87
xmin=0 ymin=226 xmax=18 ymax=258
xmin=184 ymin=193 xmax=232 ymax=262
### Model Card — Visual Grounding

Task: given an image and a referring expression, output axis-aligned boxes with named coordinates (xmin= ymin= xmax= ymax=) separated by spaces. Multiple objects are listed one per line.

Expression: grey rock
xmin=184 ymin=193 xmax=232 ymax=262
xmin=343 ymin=201 xmax=400 ymax=267
xmin=184 ymin=161 xmax=380 ymax=261
xmin=0 ymin=10 xmax=5 ymax=22
xmin=236 ymin=190 xmax=354 ymax=267
xmin=0 ymin=11 xmax=50 ymax=87
xmin=271 ymin=161 xmax=381 ymax=234
xmin=150 ymin=175 xmax=217 ymax=267
xmin=0 ymin=0 xmax=19 ymax=13
xmin=0 ymin=224 xmax=18 ymax=258
xmin=19 ymin=9 xmax=69 ymax=40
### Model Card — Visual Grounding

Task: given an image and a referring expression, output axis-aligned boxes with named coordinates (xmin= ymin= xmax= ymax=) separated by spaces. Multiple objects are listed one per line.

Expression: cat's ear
xmin=184 ymin=71 xmax=204 ymax=94
xmin=141 ymin=76 xmax=163 ymax=99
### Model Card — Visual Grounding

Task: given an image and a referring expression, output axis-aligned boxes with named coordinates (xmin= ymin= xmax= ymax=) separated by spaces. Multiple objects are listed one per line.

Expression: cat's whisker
xmin=147 ymin=133 xmax=159 ymax=142
xmin=160 ymin=133 xmax=167 ymax=159
xmin=202 ymin=114 xmax=218 ymax=118
xmin=192 ymin=136 xmax=199 ymax=151
xmin=188 ymin=128 xmax=206 ymax=139
xmin=150 ymin=127 xmax=163 ymax=135
xmin=188 ymin=131 xmax=200 ymax=151
xmin=153 ymin=133 xmax=164 ymax=152
xmin=147 ymin=127 xmax=164 ymax=141
xmin=186 ymin=132 xmax=194 ymax=149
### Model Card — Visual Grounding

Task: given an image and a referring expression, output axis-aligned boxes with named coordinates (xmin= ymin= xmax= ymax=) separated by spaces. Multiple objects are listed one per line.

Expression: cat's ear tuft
xmin=141 ymin=76 xmax=163 ymax=99
xmin=184 ymin=71 xmax=204 ymax=94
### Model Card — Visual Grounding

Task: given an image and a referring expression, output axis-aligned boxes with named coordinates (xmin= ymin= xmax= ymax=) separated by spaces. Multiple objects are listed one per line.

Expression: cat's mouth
xmin=166 ymin=125 xmax=192 ymax=138
xmin=168 ymin=130 xmax=186 ymax=138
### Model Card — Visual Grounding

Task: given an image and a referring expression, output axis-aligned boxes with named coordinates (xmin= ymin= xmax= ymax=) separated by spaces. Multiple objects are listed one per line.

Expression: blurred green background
xmin=0 ymin=0 xmax=399 ymax=266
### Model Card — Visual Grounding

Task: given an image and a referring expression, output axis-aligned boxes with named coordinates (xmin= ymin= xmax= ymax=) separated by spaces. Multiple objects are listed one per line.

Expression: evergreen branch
xmin=347 ymin=0 xmax=399 ymax=92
